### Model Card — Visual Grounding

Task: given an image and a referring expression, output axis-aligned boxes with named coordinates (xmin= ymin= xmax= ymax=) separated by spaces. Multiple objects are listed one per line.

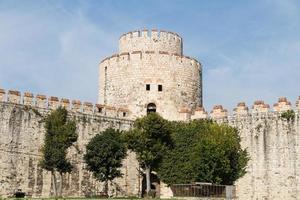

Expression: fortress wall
xmin=119 ymin=29 xmax=182 ymax=55
xmin=190 ymin=97 xmax=300 ymax=200
xmin=99 ymin=52 xmax=201 ymax=120
xmin=1 ymin=88 xmax=300 ymax=199
xmin=0 ymin=89 xmax=140 ymax=198
xmin=233 ymin=110 xmax=300 ymax=200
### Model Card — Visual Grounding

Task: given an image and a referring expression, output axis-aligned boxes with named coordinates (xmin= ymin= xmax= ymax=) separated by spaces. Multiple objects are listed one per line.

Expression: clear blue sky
xmin=0 ymin=0 xmax=299 ymax=111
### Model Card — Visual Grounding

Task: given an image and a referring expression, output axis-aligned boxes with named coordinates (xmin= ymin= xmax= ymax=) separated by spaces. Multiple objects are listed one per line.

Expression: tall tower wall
xmin=99 ymin=29 xmax=202 ymax=120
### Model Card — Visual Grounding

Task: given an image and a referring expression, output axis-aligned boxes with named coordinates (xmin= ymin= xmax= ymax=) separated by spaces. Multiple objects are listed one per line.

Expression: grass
xmin=1 ymin=198 xmax=179 ymax=200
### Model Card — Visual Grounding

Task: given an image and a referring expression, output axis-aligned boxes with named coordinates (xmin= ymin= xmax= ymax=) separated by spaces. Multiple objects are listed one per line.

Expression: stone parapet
xmin=119 ymin=29 xmax=182 ymax=55
xmin=191 ymin=97 xmax=299 ymax=121
xmin=1 ymin=88 xmax=298 ymax=124
xmin=0 ymin=88 xmax=131 ymax=119
xmin=100 ymin=51 xmax=201 ymax=71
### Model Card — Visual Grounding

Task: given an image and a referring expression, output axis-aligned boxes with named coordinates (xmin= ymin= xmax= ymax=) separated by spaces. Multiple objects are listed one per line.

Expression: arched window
xmin=147 ymin=103 xmax=156 ymax=114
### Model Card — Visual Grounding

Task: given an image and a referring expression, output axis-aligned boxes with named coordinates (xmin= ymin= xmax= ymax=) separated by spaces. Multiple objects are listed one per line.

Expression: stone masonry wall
xmin=0 ymin=89 xmax=140 ymax=198
xmin=1 ymin=87 xmax=300 ymax=199
xmin=233 ymin=110 xmax=300 ymax=200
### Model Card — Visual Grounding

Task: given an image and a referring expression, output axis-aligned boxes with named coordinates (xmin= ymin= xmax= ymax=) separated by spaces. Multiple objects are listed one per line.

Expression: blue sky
xmin=0 ymin=0 xmax=299 ymax=112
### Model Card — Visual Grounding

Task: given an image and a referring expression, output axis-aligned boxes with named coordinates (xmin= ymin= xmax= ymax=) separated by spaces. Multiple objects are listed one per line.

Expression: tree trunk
xmin=145 ymin=167 xmax=151 ymax=196
xmin=51 ymin=171 xmax=58 ymax=197
xmin=138 ymin=167 xmax=141 ymax=198
xmin=104 ymin=180 xmax=109 ymax=197
xmin=59 ymin=172 xmax=63 ymax=197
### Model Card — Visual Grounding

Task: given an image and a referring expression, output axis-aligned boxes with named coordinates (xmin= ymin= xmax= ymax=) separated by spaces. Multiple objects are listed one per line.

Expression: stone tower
xmin=98 ymin=29 xmax=202 ymax=120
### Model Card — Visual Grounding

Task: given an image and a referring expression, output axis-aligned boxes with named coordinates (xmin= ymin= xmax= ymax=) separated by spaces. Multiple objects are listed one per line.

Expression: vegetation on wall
xmin=84 ymin=128 xmax=127 ymax=196
xmin=40 ymin=107 xmax=78 ymax=197
xmin=157 ymin=119 xmax=249 ymax=185
xmin=281 ymin=110 xmax=295 ymax=121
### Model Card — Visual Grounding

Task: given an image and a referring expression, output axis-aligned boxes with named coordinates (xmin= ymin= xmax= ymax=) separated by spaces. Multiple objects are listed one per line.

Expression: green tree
xmin=124 ymin=113 xmax=172 ymax=196
xmin=40 ymin=107 xmax=77 ymax=197
xmin=84 ymin=128 xmax=127 ymax=196
xmin=157 ymin=120 xmax=249 ymax=185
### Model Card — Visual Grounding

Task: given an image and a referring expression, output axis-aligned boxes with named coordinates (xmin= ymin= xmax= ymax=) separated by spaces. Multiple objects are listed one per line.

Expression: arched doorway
xmin=147 ymin=103 xmax=156 ymax=114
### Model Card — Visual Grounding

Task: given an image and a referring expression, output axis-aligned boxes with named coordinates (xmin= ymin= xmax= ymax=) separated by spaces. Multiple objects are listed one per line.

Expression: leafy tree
xmin=157 ymin=120 xmax=249 ymax=185
xmin=84 ymin=128 xmax=127 ymax=196
xmin=40 ymin=107 xmax=77 ymax=197
xmin=124 ymin=113 xmax=172 ymax=196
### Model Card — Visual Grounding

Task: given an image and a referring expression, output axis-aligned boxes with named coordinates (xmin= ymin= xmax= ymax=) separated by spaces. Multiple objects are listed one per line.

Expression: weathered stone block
xmin=36 ymin=94 xmax=47 ymax=108
xmin=71 ymin=100 xmax=82 ymax=112
xmin=23 ymin=92 xmax=34 ymax=106
xmin=8 ymin=90 xmax=21 ymax=104
xmin=83 ymin=102 xmax=93 ymax=114
xmin=61 ymin=98 xmax=70 ymax=110
xmin=48 ymin=96 xmax=59 ymax=110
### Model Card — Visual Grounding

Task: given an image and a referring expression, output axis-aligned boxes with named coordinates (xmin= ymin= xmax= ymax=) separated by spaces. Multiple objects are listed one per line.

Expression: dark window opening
xmin=98 ymin=107 xmax=103 ymax=113
xmin=146 ymin=84 xmax=150 ymax=91
xmin=123 ymin=112 xmax=126 ymax=117
xmin=158 ymin=85 xmax=162 ymax=91
xmin=147 ymin=103 xmax=156 ymax=114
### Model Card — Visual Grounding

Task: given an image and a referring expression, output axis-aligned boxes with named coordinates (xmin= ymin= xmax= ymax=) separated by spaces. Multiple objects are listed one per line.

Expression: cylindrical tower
xmin=98 ymin=29 xmax=202 ymax=120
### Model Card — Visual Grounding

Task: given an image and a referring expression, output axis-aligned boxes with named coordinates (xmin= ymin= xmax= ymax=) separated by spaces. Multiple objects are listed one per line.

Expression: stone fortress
xmin=0 ymin=29 xmax=299 ymax=200
xmin=99 ymin=29 xmax=202 ymax=120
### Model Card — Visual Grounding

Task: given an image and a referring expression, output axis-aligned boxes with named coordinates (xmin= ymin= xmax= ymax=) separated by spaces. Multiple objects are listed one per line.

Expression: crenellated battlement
xmin=119 ymin=29 xmax=181 ymax=40
xmin=100 ymin=51 xmax=201 ymax=70
xmin=0 ymin=89 xmax=132 ymax=120
xmin=188 ymin=96 xmax=300 ymax=121
xmin=119 ymin=29 xmax=183 ymax=55
xmin=5 ymin=89 xmax=296 ymax=121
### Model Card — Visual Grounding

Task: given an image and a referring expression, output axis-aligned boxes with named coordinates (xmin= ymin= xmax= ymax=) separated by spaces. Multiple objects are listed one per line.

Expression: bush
xmin=157 ymin=120 xmax=249 ymax=185
xmin=281 ymin=110 xmax=295 ymax=121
